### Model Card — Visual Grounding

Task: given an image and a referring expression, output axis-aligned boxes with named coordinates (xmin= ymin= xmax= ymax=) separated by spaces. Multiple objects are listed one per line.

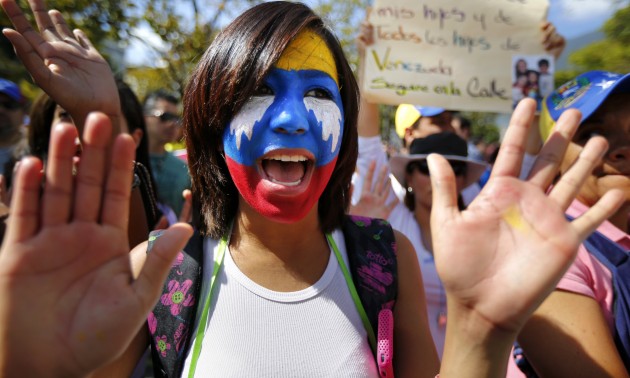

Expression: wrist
xmin=440 ymin=299 xmax=517 ymax=378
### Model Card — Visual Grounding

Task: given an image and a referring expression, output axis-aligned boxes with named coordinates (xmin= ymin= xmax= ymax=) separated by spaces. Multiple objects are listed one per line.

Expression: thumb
xmin=133 ymin=223 xmax=194 ymax=309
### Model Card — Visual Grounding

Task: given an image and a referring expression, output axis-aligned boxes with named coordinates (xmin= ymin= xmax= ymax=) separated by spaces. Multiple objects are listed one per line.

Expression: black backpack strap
xmin=148 ymin=229 xmax=205 ymax=378
xmin=582 ymin=230 xmax=630 ymax=371
xmin=342 ymin=215 xmax=398 ymax=340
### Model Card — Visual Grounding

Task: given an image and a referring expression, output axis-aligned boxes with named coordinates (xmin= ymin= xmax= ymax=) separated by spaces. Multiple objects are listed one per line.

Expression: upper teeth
xmin=267 ymin=155 xmax=307 ymax=162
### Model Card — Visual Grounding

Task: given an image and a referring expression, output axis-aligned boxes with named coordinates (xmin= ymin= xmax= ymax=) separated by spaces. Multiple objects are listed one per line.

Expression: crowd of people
xmin=0 ymin=0 xmax=628 ymax=377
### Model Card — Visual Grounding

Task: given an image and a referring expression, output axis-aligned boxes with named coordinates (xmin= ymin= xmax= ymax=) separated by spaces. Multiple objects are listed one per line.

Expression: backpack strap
xmin=581 ymin=230 xmax=630 ymax=371
xmin=148 ymin=229 xmax=205 ymax=378
xmin=342 ymin=215 xmax=398 ymax=347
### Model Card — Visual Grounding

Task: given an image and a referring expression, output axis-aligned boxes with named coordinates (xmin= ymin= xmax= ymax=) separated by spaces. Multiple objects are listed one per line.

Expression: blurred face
xmin=414 ymin=111 xmax=454 ymax=139
xmin=561 ymin=93 xmax=630 ymax=207
xmin=0 ymin=93 xmax=24 ymax=138
xmin=145 ymin=98 xmax=180 ymax=146
xmin=222 ymin=30 xmax=344 ymax=223
xmin=52 ymin=105 xmax=73 ymax=125
xmin=406 ymin=159 xmax=466 ymax=209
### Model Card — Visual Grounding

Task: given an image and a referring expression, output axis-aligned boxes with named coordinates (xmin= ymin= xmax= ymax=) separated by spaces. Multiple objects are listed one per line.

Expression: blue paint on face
xmin=223 ymin=68 xmax=344 ymax=167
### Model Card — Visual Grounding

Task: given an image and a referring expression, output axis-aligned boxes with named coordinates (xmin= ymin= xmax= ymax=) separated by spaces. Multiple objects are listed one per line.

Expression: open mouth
xmin=260 ymin=153 xmax=313 ymax=187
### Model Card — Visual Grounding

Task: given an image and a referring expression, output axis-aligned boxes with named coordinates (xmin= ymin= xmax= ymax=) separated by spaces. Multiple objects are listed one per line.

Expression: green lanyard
xmin=187 ymin=233 xmax=375 ymax=377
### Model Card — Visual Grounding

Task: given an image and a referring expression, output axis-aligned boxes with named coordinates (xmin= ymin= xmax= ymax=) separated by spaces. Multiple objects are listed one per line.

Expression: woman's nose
xmin=269 ymin=98 xmax=309 ymax=135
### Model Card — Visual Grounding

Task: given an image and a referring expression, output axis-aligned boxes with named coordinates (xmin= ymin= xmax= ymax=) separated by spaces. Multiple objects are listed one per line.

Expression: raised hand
xmin=350 ymin=160 xmax=398 ymax=219
xmin=0 ymin=0 xmax=121 ymax=130
xmin=430 ymin=99 xmax=622 ymax=375
xmin=0 ymin=113 xmax=192 ymax=377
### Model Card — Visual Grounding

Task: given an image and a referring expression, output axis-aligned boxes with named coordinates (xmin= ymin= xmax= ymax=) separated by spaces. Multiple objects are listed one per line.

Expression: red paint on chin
xmin=225 ymin=156 xmax=337 ymax=223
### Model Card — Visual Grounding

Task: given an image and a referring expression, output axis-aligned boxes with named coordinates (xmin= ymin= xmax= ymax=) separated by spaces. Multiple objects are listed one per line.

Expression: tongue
xmin=263 ymin=160 xmax=305 ymax=184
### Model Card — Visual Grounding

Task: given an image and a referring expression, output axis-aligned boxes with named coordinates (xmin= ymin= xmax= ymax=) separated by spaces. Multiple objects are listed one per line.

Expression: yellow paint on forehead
xmin=275 ymin=29 xmax=339 ymax=87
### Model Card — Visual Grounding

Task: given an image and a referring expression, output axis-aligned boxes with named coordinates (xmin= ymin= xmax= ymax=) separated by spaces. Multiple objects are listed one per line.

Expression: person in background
xmin=143 ymin=90 xmax=191 ymax=216
xmin=509 ymin=70 xmax=630 ymax=378
xmin=354 ymin=12 xmax=567 ymax=360
xmin=451 ymin=113 xmax=484 ymax=162
xmin=537 ymin=58 xmax=554 ymax=98
xmin=0 ymin=78 xmax=27 ymax=176
xmin=394 ymin=104 xmax=455 ymax=153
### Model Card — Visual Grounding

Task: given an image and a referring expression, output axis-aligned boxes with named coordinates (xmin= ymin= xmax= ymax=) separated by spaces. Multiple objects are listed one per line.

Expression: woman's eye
xmin=254 ymin=84 xmax=273 ymax=96
xmin=305 ymin=88 xmax=331 ymax=100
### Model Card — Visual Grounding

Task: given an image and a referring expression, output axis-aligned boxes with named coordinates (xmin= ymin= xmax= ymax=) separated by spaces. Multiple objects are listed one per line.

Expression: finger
xmin=0 ymin=174 xmax=7 ymax=205
xmin=100 ymin=119 xmax=136 ymax=230
xmin=73 ymin=113 xmax=113 ymax=222
xmin=428 ymin=154 xmax=459 ymax=223
xmin=178 ymin=189 xmax=192 ymax=223
xmin=363 ymin=159 xmax=376 ymax=193
xmin=153 ymin=216 xmax=168 ymax=231
xmin=3 ymin=157 xmax=43 ymax=244
xmin=2 ymin=29 xmax=51 ymax=85
xmin=375 ymin=164 xmax=390 ymax=198
xmin=48 ymin=10 xmax=75 ymax=41
xmin=384 ymin=197 xmax=399 ymax=217
xmin=41 ymin=123 xmax=78 ymax=227
xmin=490 ymin=99 xmax=536 ymax=179
xmin=0 ymin=0 xmax=41 ymax=43
xmin=548 ymin=136 xmax=608 ymax=211
xmin=133 ymin=223 xmax=193 ymax=311
xmin=73 ymin=29 xmax=95 ymax=50
xmin=572 ymin=189 xmax=624 ymax=241
xmin=527 ymin=109 xmax=581 ymax=188
xmin=27 ymin=0 xmax=61 ymax=40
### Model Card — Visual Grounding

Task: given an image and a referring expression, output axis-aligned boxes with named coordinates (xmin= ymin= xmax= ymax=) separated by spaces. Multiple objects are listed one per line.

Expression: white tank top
xmin=181 ymin=229 xmax=378 ymax=377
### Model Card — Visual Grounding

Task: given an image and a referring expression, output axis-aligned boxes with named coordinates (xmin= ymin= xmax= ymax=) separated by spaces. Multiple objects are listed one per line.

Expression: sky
xmin=124 ymin=0 xmax=625 ymax=66
xmin=547 ymin=0 xmax=624 ymax=39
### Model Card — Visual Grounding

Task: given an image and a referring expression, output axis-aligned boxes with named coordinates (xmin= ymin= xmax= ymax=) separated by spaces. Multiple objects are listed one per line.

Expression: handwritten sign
xmin=363 ymin=0 xmax=549 ymax=113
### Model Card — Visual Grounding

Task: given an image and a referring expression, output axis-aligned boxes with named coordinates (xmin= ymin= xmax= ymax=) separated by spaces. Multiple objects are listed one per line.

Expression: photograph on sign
xmin=511 ymin=54 xmax=554 ymax=111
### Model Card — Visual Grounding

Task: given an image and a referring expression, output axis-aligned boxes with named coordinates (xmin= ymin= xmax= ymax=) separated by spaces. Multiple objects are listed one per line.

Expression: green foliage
xmin=460 ymin=112 xmax=500 ymax=144
xmin=603 ymin=5 xmax=630 ymax=44
xmin=555 ymin=3 xmax=630 ymax=80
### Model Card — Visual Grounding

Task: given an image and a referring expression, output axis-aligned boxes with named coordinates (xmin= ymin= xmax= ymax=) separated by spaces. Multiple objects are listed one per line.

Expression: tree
xmin=555 ymin=2 xmax=630 ymax=84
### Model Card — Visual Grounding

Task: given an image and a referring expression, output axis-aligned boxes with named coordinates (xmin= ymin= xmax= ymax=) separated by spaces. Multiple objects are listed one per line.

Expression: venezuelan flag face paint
xmin=223 ymin=30 xmax=344 ymax=223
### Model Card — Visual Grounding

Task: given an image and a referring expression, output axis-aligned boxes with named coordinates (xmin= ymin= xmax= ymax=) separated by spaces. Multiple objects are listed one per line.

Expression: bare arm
xmin=393 ymin=230 xmax=440 ymax=377
xmin=356 ymin=13 xmax=380 ymax=138
xmin=519 ymin=290 xmax=629 ymax=378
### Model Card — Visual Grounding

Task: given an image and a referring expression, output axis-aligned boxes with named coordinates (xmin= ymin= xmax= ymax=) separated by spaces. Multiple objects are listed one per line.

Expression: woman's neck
xmin=227 ymin=200 xmax=330 ymax=291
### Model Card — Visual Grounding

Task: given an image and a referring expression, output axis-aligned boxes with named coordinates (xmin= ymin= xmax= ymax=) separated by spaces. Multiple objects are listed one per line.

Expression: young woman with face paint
xmin=0 ymin=1 xmax=624 ymax=377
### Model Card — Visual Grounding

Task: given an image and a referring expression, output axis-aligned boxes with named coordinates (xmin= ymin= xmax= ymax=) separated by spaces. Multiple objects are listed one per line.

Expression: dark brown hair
xmin=183 ymin=1 xmax=359 ymax=238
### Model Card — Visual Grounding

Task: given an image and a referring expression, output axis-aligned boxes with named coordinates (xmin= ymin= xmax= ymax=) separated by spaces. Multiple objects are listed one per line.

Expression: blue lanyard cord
xmin=187 ymin=233 xmax=375 ymax=377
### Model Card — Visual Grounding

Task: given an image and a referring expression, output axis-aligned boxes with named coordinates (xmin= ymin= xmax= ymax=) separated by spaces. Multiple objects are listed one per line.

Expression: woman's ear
xmin=130 ymin=129 xmax=143 ymax=148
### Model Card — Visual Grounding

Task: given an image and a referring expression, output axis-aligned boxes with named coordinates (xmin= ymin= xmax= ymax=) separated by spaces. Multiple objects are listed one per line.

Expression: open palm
xmin=0 ymin=114 xmax=192 ymax=376
xmin=1 ymin=0 xmax=120 ymax=126
xmin=430 ymin=99 xmax=622 ymax=334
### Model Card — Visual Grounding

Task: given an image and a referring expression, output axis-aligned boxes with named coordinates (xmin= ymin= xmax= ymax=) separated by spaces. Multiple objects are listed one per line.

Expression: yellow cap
xmin=395 ymin=104 xmax=421 ymax=138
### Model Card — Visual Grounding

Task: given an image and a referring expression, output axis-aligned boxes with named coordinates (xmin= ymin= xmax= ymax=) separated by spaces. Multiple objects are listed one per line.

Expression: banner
xmin=363 ymin=0 xmax=550 ymax=113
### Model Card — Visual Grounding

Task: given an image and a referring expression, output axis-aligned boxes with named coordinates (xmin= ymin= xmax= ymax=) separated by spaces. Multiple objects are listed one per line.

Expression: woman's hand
xmin=431 ymin=99 xmax=622 ymax=377
xmin=0 ymin=113 xmax=192 ymax=377
xmin=350 ymin=160 xmax=398 ymax=220
xmin=0 ymin=0 xmax=122 ymax=132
